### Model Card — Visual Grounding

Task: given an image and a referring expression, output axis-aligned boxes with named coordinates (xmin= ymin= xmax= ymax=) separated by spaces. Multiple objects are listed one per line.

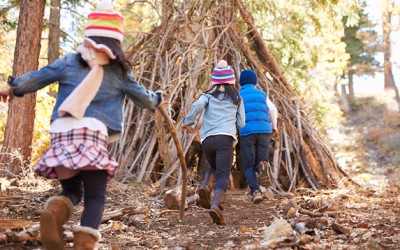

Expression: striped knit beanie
xmin=85 ymin=0 xmax=124 ymax=42
xmin=211 ymin=60 xmax=236 ymax=85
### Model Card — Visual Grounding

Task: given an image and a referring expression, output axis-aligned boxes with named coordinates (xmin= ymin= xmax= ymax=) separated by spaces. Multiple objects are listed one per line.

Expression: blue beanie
xmin=239 ymin=69 xmax=257 ymax=86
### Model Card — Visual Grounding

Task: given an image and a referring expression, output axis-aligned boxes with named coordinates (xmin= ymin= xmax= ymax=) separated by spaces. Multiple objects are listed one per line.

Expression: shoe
xmin=209 ymin=188 xmax=226 ymax=224
xmin=72 ymin=226 xmax=101 ymax=250
xmin=259 ymin=161 xmax=271 ymax=188
xmin=252 ymin=190 xmax=263 ymax=204
xmin=40 ymin=195 xmax=74 ymax=250
xmin=198 ymin=171 xmax=215 ymax=209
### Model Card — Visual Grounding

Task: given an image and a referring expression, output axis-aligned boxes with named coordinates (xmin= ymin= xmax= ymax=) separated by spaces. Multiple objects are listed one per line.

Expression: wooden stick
xmin=157 ymin=105 xmax=188 ymax=220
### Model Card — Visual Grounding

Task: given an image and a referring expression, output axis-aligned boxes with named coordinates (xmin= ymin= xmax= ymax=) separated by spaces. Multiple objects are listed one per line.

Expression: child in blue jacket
xmin=238 ymin=69 xmax=278 ymax=204
xmin=0 ymin=1 xmax=164 ymax=249
xmin=181 ymin=60 xmax=245 ymax=224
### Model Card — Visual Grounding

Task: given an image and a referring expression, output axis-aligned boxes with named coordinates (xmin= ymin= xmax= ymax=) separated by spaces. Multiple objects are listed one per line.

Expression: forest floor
xmin=1 ymin=92 xmax=400 ymax=250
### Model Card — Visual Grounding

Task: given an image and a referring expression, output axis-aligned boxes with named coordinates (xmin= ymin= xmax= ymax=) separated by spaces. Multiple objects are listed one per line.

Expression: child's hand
xmin=160 ymin=101 xmax=169 ymax=106
xmin=272 ymin=129 xmax=278 ymax=135
xmin=0 ymin=88 xmax=13 ymax=103
xmin=181 ymin=124 xmax=189 ymax=131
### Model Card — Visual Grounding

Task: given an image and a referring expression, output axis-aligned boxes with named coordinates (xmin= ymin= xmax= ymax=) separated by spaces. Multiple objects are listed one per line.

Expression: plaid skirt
xmin=34 ymin=128 xmax=118 ymax=180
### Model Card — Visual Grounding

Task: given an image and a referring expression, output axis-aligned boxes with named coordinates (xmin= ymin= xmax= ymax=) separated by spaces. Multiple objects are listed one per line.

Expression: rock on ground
xmin=262 ymin=218 xmax=293 ymax=241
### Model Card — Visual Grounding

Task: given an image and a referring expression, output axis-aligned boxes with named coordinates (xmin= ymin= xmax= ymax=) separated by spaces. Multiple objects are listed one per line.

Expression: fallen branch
xmin=101 ymin=206 xmax=147 ymax=223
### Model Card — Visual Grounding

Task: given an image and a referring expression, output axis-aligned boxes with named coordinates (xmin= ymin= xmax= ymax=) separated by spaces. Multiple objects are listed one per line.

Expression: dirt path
xmin=2 ymin=178 xmax=400 ymax=249
xmin=325 ymin=92 xmax=400 ymax=189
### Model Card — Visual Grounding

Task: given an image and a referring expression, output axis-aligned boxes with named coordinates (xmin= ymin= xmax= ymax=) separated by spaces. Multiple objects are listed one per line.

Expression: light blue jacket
xmin=182 ymin=92 xmax=246 ymax=140
xmin=8 ymin=54 xmax=162 ymax=141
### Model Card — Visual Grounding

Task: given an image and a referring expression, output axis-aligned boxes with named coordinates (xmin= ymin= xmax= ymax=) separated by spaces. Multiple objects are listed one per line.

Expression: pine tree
xmin=341 ymin=1 xmax=379 ymax=104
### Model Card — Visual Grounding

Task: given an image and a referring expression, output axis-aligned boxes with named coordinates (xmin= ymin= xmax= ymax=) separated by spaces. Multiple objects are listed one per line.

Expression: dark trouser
xmin=59 ymin=170 xmax=107 ymax=229
xmin=240 ymin=133 xmax=271 ymax=195
xmin=202 ymin=135 xmax=234 ymax=193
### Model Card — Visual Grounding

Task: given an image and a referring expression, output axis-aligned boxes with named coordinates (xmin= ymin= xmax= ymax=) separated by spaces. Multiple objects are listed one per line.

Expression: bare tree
xmin=48 ymin=0 xmax=61 ymax=65
xmin=382 ymin=0 xmax=400 ymax=111
xmin=0 ymin=0 xmax=46 ymax=175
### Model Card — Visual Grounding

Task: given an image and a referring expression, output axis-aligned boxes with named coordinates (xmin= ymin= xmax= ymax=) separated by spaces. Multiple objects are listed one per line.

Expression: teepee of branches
xmin=109 ymin=0 xmax=354 ymax=191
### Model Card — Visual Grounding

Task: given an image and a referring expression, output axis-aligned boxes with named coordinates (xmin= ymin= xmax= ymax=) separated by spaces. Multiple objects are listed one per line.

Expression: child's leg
xmin=40 ymin=174 xmax=81 ymax=250
xmin=240 ymin=134 xmax=260 ymax=195
xmin=59 ymin=173 xmax=84 ymax=206
xmin=255 ymin=133 xmax=271 ymax=172
xmin=209 ymin=135 xmax=233 ymax=224
xmin=256 ymin=134 xmax=271 ymax=174
xmin=199 ymin=137 xmax=218 ymax=209
xmin=71 ymin=170 xmax=107 ymax=249
xmin=79 ymin=170 xmax=108 ymax=229
xmin=213 ymin=136 xmax=234 ymax=192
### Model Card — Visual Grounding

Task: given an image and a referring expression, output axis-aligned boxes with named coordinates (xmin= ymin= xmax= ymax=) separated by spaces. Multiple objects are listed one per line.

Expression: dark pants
xmin=59 ymin=170 xmax=107 ymax=229
xmin=240 ymin=133 xmax=271 ymax=195
xmin=202 ymin=135 xmax=234 ymax=192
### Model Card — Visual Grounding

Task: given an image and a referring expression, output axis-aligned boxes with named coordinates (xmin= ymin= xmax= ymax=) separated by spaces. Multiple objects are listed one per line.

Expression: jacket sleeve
xmin=8 ymin=56 xmax=68 ymax=98
xmin=236 ymin=99 xmax=246 ymax=129
xmin=266 ymin=97 xmax=278 ymax=130
xmin=182 ymin=94 xmax=209 ymax=126
xmin=123 ymin=74 xmax=162 ymax=112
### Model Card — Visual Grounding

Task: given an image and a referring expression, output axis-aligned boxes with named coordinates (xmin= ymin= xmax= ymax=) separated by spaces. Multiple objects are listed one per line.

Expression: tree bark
xmin=382 ymin=0 xmax=396 ymax=91
xmin=0 ymin=0 xmax=46 ymax=176
xmin=48 ymin=0 xmax=61 ymax=65
xmin=348 ymin=72 xmax=355 ymax=103
xmin=341 ymin=84 xmax=351 ymax=113
xmin=47 ymin=0 xmax=61 ymax=98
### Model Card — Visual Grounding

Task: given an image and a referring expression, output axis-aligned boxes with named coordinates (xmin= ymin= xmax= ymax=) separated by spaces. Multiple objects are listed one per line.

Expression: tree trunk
xmin=348 ymin=73 xmax=355 ymax=103
xmin=341 ymin=84 xmax=351 ymax=113
xmin=47 ymin=0 xmax=61 ymax=98
xmin=382 ymin=0 xmax=396 ymax=91
xmin=0 ymin=0 xmax=46 ymax=176
xmin=48 ymin=0 xmax=60 ymax=65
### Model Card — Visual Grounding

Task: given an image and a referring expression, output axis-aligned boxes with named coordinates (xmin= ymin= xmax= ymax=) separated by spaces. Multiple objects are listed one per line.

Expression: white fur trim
xmin=44 ymin=195 xmax=74 ymax=220
xmin=85 ymin=29 xmax=123 ymax=43
xmin=96 ymin=0 xmax=113 ymax=11
xmin=72 ymin=226 xmax=102 ymax=242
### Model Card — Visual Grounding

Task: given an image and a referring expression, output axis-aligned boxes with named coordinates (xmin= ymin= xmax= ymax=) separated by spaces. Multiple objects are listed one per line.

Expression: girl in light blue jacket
xmin=181 ymin=60 xmax=245 ymax=224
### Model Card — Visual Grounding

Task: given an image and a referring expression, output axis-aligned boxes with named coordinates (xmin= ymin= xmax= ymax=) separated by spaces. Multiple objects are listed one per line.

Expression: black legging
xmin=202 ymin=135 xmax=234 ymax=192
xmin=59 ymin=170 xmax=107 ymax=229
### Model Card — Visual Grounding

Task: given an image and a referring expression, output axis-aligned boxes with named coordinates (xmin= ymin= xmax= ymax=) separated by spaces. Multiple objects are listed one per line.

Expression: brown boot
xmin=198 ymin=171 xmax=215 ymax=209
xmin=72 ymin=226 xmax=101 ymax=250
xmin=209 ymin=188 xmax=226 ymax=224
xmin=40 ymin=195 xmax=74 ymax=250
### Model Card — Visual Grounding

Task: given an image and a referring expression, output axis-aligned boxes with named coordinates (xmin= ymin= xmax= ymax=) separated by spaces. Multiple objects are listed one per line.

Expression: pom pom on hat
xmin=97 ymin=0 xmax=113 ymax=11
xmin=211 ymin=60 xmax=235 ymax=85
xmin=84 ymin=0 xmax=124 ymax=42
xmin=218 ymin=60 xmax=228 ymax=69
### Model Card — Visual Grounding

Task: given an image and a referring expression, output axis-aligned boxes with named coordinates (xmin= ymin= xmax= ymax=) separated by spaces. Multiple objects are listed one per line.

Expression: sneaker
xmin=259 ymin=161 xmax=271 ymax=188
xmin=252 ymin=190 xmax=263 ymax=204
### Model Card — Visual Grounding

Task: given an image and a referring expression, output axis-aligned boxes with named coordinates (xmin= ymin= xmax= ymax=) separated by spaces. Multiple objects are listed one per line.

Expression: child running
xmin=181 ymin=60 xmax=245 ymax=224
xmin=238 ymin=69 xmax=278 ymax=204
xmin=0 ymin=1 xmax=164 ymax=249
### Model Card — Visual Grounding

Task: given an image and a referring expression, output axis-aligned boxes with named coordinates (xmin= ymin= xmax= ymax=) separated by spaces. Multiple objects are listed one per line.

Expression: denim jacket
xmin=8 ymin=54 xmax=162 ymax=142
xmin=182 ymin=92 xmax=245 ymax=140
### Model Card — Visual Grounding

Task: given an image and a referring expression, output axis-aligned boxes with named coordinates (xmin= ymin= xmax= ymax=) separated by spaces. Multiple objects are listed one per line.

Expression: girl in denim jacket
xmin=0 ymin=1 xmax=163 ymax=249
xmin=181 ymin=60 xmax=245 ymax=224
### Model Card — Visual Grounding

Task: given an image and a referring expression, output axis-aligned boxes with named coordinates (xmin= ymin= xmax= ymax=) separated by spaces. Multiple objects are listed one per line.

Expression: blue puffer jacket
xmin=239 ymin=84 xmax=272 ymax=136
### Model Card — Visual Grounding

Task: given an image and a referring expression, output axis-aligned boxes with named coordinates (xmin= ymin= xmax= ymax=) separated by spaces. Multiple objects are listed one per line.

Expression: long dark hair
xmin=205 ymin=84 xmax=241 ymax=105
xmin=76 ymin=36 xmax=132 ymax=77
